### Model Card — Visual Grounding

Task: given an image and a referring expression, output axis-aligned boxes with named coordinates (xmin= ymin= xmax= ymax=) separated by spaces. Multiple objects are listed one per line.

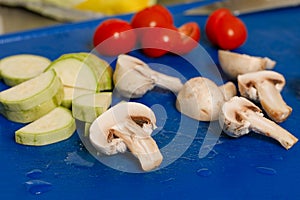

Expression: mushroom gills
xmin=110 ymin=118 xmax=163 ymax=171
xmin=220 ymin=96 xmax=298 ymax=150
xmin=89 ymin=102 xmax=162 ymax=171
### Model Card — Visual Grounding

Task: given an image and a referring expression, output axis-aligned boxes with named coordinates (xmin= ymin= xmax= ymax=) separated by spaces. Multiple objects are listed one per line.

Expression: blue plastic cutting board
xmin=0 ymin=4 xmax=300 ymax=200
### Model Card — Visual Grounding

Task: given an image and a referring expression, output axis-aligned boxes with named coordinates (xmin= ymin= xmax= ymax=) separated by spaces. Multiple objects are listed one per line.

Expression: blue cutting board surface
xmin=0 ymin=3 xmax=300 ymax=199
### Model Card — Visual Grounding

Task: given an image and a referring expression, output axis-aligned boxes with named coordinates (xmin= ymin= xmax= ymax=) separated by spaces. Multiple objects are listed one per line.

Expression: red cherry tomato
xmin=215 ymin=15 xmax=247 ymax=50
xmin=173 ymin=22 xmax=201 ymax=55
xmin=131 ymin=4 xmax=173 ymax=29
xmin=150 ymin=4 xmax=173 ymax=25
xmin=141 ymin=26 xmax=180 ymax=58
xmin=93 ymin=19 xmax=136 ymax=56
xmin=205 ymin=8 xmax=247 ymax=50
xmin=205 ymin=8 xmax=231 ymax=45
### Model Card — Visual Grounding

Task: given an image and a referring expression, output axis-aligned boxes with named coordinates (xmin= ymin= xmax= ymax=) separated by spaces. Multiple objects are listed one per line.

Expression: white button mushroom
xmin=238 ymin=70 xmax=292 ymax=123
xmin=113 ymin=54 xmax=183 ymax=98
xmin=219 ymin=96 xmax=298 ymax=150
xmin=176 ymin=77 xmax=237 ymax=121
xmin=89 ymin=102 xmax=163 ymax=171
xmin=218 ymin=50 xmax=276 ymax=79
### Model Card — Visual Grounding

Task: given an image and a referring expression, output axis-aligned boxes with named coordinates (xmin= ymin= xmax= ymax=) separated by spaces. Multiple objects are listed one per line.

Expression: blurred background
xmin=0 ymin=0 xmax=196 ymax=35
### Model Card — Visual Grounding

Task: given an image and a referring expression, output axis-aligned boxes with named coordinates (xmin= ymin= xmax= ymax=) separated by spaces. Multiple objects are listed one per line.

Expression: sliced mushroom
xmin=89 ymin=102 xmax=163 ymax=171
xmin=219 ymin=81 xmax=237 ymax=101
xmin=176 ymin=77 xmax=237 ymax=121
xmin=218 ymin=50 xmax=276 ymax=79
xmin=238 ymin=70 xmax=292 ymax=123
xmin=113 ymin=54 xmax=183 ymax=98
xmin=219 ymin=96 xmax=298 ymax=150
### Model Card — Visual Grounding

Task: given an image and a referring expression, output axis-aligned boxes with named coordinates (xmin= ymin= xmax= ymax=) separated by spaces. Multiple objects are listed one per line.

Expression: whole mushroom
xmin=219 ymin=96 xmax=298 ymax=150
xmin=113 ymin=54 xmax=183 ymax=98
xmin=176 ymin=77 xmax=237 ymax=121
xmin=238 ymin=70 xmax=292 ymax=123
xmin=218 ymin=50 xmax=276 ymax=79
xmin=89 ymin=102 xmax=163 ymax=171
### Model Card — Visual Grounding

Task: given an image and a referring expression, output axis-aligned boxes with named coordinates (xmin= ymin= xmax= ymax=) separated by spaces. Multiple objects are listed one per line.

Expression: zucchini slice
xmin=0 ymin=70 xmax=63 ymax=111
xmin=1 ymin=86 xmax=63 ymax=123
xmin=72 ymin=92 xmax=112 ymax=123
xmin=46 ymin=53 xmax=113 ymax=92
xmin=15 ymin=107 xmax=76 ymax=146
xmin=61 ymin=86 xmax=95 ymax=109
xmin=0 ymin=54 xmax=50 ymax=86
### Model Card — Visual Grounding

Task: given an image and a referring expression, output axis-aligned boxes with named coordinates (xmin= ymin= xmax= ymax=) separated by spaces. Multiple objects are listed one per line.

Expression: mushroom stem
xmin=220 ymin=96 xmax=298 ymax=150
xmin=238 ymin=70 xmax=292 ymax=123
xmin=256 ymin=80 xmax=292 ymax=123
xmin=134 ymin=65 xmax=183 ymax=93
xmin=114 ymin=54 xmax=183 ymax=98
xmin=110 ymin=119 xmax=163 ymax=171
xmin=219 ymin=82 xmax=237 ymax=101
xmin=244 ymin=109 xmax=298 ymax=150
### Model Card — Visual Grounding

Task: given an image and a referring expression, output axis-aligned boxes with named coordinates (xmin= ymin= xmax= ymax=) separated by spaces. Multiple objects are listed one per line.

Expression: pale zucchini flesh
xmin=46 ymin=53 xmax=113 ymax=92
xmin=0 ymin=54 xmax=51 ymax=86
xmin=61 ymin=86 xmax=95 ymax=109
xmin=58 ymin=53 xmax=113 ymax=91
xmin=78 ymin=53 xmax=113 ymax=91
xmin=0 ymin=70 xmax=63 ymax=111
xmin=15 ymin=107 xmax=76 ymax=146
xmin=72 ymin=92 xmax=112 ymax=123
xmin=47 ymin=58 xmax=98 ymax=91
xmin=1 ymin=86 xmax=63 ymax=123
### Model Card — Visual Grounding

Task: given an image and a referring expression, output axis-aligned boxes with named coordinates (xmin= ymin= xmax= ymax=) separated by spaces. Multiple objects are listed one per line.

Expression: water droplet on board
xmin=64 ymin=151 xmax=94 ymax=167
xmin=24 ymin=180 xmax=52 ymax=195
xmin=26 ymin=169 xmax=43 ymax=179
xmin=255 ymin=167 xmax=277 ymax=175
xmin=160 ymin=177 xmax=175 ymax=183
xmin=207 ymin=149 xmax=218 ymax=159
xmin=270 ymin=154 xmax=283 ymax=161
xmin=196 ymin=168 xmax=212 ymax=177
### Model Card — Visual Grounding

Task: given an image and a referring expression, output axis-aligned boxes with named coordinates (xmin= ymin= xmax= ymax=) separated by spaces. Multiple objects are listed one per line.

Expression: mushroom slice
xmin=238 ymin=70 xmax=292 ymax=123
xmin=218 ymin=50 xmax=276 ymax=79
xmin=176 ymin=77 xmax=237 ymax=121
xmin=89 ymin=102 xmax=163 ymax=171
xmin=220 ymin=96 xmax=298 ymax=150
xmin=219 ymin=81 xmax=237 ymax=101
xmin=113 ymin=54 xmax=183 ymax=98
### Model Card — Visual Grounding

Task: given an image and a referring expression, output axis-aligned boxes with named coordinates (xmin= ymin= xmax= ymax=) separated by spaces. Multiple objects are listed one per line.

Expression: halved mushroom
xmin=218 ymin=50 xmax=276 ymax=79
xmin=238 ymin=70 xmax=292 ymax=123
xmin=89 ymin=102 xmax=163 ymax=171
xmin=113 ymin=54 xmax=183 ymax=98
xmin=176 ymin=77 xmax=237 ymax=121
xmin=219 ymin=96 xmax=298 ymax=150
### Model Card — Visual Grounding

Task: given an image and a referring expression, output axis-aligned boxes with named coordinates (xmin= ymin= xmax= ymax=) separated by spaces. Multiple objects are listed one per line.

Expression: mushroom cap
xmin=218 ymin=50 xmax=276 ymax=79
xmin=219 ymin=96 xmax=263 ymax=137
xmin=238 ymin=70 xmax=285 ymax=101
xmin=176 ymin=77 xmax=225 ymax=121
xmin=89 ymin=102 xmax=156 ymax=155
xmin=113 ymin=54 xmax=154 ymax=98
